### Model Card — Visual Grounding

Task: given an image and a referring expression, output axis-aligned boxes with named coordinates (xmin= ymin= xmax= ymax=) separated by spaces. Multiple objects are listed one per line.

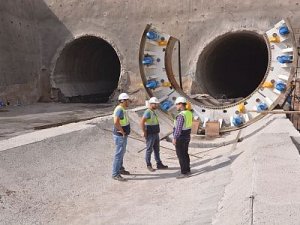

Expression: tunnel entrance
xmin=52 ymin=36 xmax=121 ymax=103
xmin=195 ymin=31 xmax=269 ymax=106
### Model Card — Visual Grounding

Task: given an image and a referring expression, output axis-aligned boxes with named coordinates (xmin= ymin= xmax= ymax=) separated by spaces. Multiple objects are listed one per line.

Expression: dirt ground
xmin=0 ymin=118 xmax=237 ymax=225
xmin=0 ymin=103 xmax=115 ymax=141
xmin=1 ymin=109 xmax=300 ymax=224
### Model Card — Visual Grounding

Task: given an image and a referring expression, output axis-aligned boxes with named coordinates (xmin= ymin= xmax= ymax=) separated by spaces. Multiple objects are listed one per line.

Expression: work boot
xmin=176 ymin=173 xmax=189 ymax=179
xmin=112 ymin=174 xmax=127 ymax=182
xmin=147 ymin=165 xmax=156 ymax=172
xmin=157 ymin=162 xmax=168 ymax=169
xmin=120 ymin=168 xmax=130 ymax=175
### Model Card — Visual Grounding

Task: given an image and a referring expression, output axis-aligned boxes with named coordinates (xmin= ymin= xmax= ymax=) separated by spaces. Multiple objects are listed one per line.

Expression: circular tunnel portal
xmin=53 ymin=36 xmax=121 ymax=103
xmin=196 ymin=31 xmax=269 ymax=104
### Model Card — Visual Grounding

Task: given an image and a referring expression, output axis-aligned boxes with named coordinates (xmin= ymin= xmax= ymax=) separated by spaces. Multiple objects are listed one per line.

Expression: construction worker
xmin=140 ymin=97 xmax=168 ymax=172
xmin=173 ymin=96 xmax=193 ymax=179
xmin=112 ymin=93 xmax=131 ymax=181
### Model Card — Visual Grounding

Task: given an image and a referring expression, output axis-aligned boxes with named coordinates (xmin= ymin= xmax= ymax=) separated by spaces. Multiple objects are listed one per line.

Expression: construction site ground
xmin=0 ymin=103 xmax=115 ymax=141
xmin=1 ymin=104 xmax=300 ymax=224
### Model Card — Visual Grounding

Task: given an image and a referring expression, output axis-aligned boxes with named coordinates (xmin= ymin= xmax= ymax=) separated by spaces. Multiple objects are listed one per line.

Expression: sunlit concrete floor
xmin=1 ymin=114 xmax=300 ymax=225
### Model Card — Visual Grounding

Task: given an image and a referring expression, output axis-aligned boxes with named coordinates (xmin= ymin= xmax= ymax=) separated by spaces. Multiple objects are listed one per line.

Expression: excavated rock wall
xmin=1 ymin=0 xmax=300 ymax=105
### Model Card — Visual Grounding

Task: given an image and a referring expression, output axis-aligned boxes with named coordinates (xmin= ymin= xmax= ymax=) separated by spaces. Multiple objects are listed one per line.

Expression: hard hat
xmin=149 ymin=97 xmax=160 ymax=104
xmin=175 ymin=96 xmax=187 ymax=104
xmin=118 ymin=93 xmax=130 ymax=101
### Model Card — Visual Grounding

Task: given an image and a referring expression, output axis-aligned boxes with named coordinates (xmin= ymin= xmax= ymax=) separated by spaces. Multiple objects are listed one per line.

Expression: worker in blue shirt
xmin=140 ymin=97 xmax=168 ymax=172
xmin=112 ymin=93 xmax=131 ymax=181
xmin=173 ymin=97 xmax=193 ymax=179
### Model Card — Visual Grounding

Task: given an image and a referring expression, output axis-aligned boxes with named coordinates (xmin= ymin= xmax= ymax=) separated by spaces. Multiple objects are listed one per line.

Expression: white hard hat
xmin=149 ymin=97 xmax=160 ymax=104
xmin=175 ymin=96 xmax=187 ymax=104
xmin=118 ymin=93 xmax=130 ymax=101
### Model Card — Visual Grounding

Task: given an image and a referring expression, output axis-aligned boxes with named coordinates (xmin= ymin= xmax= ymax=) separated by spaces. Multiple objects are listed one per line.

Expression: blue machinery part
xmin=160 ymin=100 xmax=173 ymax=111
xmin=146 ymin=80 xmax=159 ymax=89
xmin=275 ymin=81 xmax=287 ymax=92
xmin=142 ymin=56 xmax=154 ymax=65
xmin=277 ymin=55 xmax=293 ymax=64
xmin=279 ymin=25 xmax=289 ymax=35
xmin=257 ymin=102 xmax=268 ymax=112
xmin=146 ymin=31 xmax=160 ymax=41
xmin=232 ymin=115 xmax=244 ymax=127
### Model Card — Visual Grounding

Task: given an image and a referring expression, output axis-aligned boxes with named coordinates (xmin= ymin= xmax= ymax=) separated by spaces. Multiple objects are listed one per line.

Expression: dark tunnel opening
xmin=53 ymin=36 xmax=121 ymax=103
xmin=196 ymin=31 xmax=269 ymax=104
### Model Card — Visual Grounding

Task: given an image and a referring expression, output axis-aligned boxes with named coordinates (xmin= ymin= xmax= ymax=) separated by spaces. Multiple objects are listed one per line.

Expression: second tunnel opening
xmin=52 ymin=36 xmax=121 ymax=103
xmin=195 ymin=31 xmax=269 ymax=105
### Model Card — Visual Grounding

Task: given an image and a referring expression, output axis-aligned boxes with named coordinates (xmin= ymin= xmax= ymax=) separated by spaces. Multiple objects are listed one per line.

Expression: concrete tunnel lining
xmin=52 ymin=36 xmax=121 ymax=103
xmin=196 ymin=31 xmax=269 ymax=100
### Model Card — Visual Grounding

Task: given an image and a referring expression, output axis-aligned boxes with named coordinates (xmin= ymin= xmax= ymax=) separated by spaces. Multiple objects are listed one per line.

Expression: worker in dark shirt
xmin=112 ymin=93 xmax=131 ymax=181
xmin=173 ymin=97 xmax=193 ymax=179
xmin=140 ymin=97 xmax=168 ymax=172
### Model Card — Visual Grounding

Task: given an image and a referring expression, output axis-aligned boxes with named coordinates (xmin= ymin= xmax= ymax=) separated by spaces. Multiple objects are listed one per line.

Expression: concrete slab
xmin=0 ymin=117 xmax=236 ymax=225
xmin=0 ymin=110 xmax=300 ymax=224
xmin=213 ymin=118 xmax=300 ymax=225
xmin=0 ymin=103 xmax=115 ymax=141
xmin=253 ymin=133 xmax=300 ymax=225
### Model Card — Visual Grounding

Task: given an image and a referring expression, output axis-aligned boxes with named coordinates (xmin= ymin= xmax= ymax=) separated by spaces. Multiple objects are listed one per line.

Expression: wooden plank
xmin=191 ymin=120 xmax=200 ymax=134
xmin=205 ymin=121 xmax=220 ymax=138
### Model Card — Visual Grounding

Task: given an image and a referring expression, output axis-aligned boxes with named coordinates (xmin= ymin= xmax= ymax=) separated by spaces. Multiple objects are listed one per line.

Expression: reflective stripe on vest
xmin=145 ymin=109 xmax=159 ymax=126
xmin=174 ymin=110 xmax=193 ymax=130
xmin=113 ymin=105 xmax=129 ymax=126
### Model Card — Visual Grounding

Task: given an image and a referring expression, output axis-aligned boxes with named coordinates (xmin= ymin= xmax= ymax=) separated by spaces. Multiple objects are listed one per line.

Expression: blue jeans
xmin=112 ymin=135 xmax=128 ymax=177
xmin=145 ymin=133 xmax=162 ymax=166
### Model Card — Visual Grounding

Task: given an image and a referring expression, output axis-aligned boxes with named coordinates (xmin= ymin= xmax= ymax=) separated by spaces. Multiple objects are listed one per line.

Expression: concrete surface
xmin=0 ymin=103 xmax=114 ymax=141
xmin=213 ymin=116 xmax=300 ymax=225
xmin=1 ymin=113 xmax=300 ymax=224
xmin=0 ymin=119 xmax=234 ymax=225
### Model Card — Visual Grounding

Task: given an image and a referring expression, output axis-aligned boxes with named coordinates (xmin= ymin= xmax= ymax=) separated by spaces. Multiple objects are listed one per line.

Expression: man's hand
xmin=172 ymin=139 xmax=176 ymax=146
xmin=114 ymin=116 xmax=126 ymax=137
xmin=118 ymin=130 xmax=126 ymax=136
xmin=142 ymin=131 xmax=147 ymax=138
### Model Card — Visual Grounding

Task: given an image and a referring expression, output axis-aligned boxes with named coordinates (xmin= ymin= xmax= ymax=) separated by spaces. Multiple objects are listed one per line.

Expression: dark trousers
xmin=175 ymin=138 xmax=190 ymax=174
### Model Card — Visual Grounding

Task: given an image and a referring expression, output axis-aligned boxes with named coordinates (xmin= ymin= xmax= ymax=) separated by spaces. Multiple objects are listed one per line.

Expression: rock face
xmin=0 ymin=1 xmax=40 ymax=104
xmin=0 ymin=0 xmax=300 ymax=104
xmin=0 ymin=1 xmax=72 ymax=104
